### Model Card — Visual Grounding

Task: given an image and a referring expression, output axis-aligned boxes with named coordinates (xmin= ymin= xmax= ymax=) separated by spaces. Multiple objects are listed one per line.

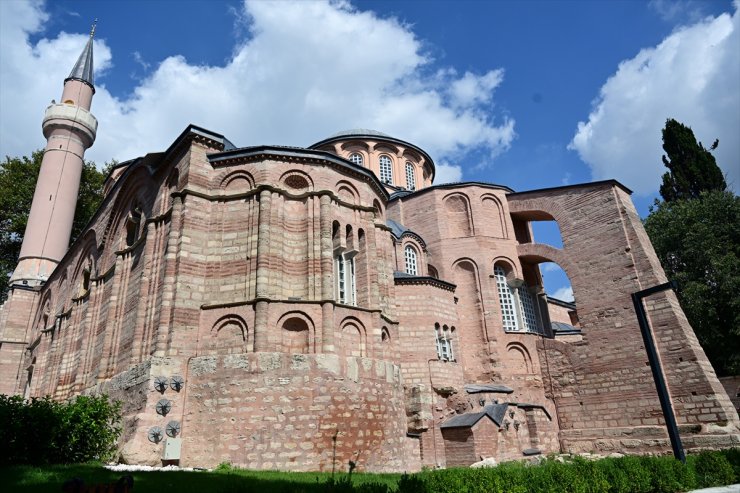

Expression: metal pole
xmin=631 ymin=280 xmax=685 ymax=462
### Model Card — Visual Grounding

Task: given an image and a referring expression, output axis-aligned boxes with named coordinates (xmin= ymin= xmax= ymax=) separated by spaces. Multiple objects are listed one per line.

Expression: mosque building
xmin=0 ymin=29 xmax=737 ymax=470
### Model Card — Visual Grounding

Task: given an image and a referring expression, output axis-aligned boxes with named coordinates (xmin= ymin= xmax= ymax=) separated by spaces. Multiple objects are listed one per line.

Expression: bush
xmin=0 ymin=393 xmax=121 ymax=465
xmin=719 ymin=447 xmax=740 ymax=482
xmin=690 ymin=450 xmax=735 ymax=488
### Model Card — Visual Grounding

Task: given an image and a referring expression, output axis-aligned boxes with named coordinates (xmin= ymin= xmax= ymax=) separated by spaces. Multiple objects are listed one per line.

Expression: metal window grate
xmin=494 ymin=266 xmax=519 ymax=331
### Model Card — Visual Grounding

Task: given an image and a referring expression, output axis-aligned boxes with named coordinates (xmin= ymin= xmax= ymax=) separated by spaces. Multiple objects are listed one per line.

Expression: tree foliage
xmin=659 ymin=118 xmax=727 ymax=202
xmin=0 ymin=151 xmax=108 ymax=300
xmin=645 ymin=191 xmax=740 ymax=375
xmin=0 ymin=393 xmax=122 ymax=465
xmin=646 ymin=119 xmax=739 ymax=376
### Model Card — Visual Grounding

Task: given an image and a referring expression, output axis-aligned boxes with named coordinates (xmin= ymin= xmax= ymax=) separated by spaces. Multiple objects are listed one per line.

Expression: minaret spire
xmin=10 ymin=27 xmax=99 ymax=286
xmin=66 ymin=19 xmax=96 ymax=90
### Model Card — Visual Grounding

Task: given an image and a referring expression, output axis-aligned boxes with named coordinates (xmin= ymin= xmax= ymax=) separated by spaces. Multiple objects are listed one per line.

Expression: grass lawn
xmin=3 ymin=464 xmax=403 ymax=492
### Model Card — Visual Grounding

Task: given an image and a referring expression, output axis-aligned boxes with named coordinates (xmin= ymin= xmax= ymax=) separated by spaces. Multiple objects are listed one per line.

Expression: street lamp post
xmin=631 ymin=281 xmax=685 ymax=463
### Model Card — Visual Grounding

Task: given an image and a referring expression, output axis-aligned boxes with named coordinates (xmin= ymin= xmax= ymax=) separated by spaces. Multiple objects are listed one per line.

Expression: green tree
xmin=646 ymin=118 xmax=738 ymax=376
xmin=645 ymin=191 xmax=740 ymax=376
xmin=0 ymin=151 xmax=108 ymax=300
xmin=659 ymin=118 xmax=727 ymax=202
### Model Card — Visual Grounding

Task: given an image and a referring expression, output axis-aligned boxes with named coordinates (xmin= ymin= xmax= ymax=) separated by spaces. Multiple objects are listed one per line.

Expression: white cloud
xmin=551 ymin=286 xmax=574 ymax=302
xmin=569 ymin=3 xmax=739 ymax=195
xmin=1 ymin=0 xmax=515 ymax=180
xmin=649 ymin=0 xmax=706 ymax=22
xmin=434 ymin=162 xmax=463 ymax=184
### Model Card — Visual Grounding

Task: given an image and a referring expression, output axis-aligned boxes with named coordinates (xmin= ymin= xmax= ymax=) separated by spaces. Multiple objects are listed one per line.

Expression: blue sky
xmin=1 ymin=0 xmax=738 ymax=300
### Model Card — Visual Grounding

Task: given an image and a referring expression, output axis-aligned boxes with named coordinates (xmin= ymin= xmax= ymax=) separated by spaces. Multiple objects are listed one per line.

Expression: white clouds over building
xmin=570 ymin=2 xmax=739 ymax=195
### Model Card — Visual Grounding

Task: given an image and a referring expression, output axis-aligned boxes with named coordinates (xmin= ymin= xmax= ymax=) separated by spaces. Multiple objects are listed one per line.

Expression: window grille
xmin=379 ymin=155 xmax=393 ymax=184
xmin=494 ymin=265 xmax=520 ymax=331
xmin=335 ymin=254 xmax=356 ymax=306
xmin=405 ymin=162 xmax=416 ymax=191
xmin=404 ymin=245 xmax=418 ymax=275
xmin=349 ymin=153 xmax=363 ymax=166
xmin=518 ymin=287 xmax=540 ymax=333
xmin=435 ymin=324 xmax=454 ymax=361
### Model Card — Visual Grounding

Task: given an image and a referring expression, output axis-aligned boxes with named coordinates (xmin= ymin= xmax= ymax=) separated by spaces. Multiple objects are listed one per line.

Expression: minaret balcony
xmin=42 ymin=103 xmax=98 ymax=147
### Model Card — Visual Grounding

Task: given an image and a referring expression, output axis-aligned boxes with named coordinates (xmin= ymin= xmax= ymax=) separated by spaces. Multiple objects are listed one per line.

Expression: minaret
xmin=10 ymin=23 xmax=98 ymax=286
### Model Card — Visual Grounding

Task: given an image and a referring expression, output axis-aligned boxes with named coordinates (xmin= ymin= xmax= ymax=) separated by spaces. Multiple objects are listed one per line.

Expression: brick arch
xmin=204 ymin=314 xmax=250 ymax=355
xmin=443 ymin=193 xmax=473 ymax=237
xmin=71 ymin=232 xmax=99 ymax=298
xmin=402 ymin=240 xmax=422 ymax=275
xmin=280 ymin=169 xmax=314 ymax=193
xmin=340 ymin=140 xmax=371 ymax=153
xmin=336 ymin=180 xmax=360 ymax=205
xmin=218 ymin=169 xmax=255 ymax=193
xmin=481 ymin=193 xmax=508 ymax=238
xmin=374 ymin=143 xmax=401 ymax=155
xmin=339 ymin=316 xmax=367 ymax=358
xmin=506 ymin=342 xmax=533 ymax=374
xmin=516 ymin=243 xmax=579 ymax=284
xmin=55 ymin=272 xmax=69 ymax=314
xmin=277 ymin=311 xmax=315 ymax=354
xmin=372 ymin=199 xmax=384 ymax=220
xmin=451 ymin=258 xmax=491 ymax=380
xmin=100 ymin=166 xmax=154 ymax=252
xmin=491 ymin=255 xmax=520 ymax=279
xmin=34 ymin=293 xmax=53 ymax=333
xmin=159 ymin=166 xmax=180 ymax=214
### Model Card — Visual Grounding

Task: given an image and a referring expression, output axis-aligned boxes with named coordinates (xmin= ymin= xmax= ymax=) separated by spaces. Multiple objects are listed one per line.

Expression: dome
xmin=327 ymin=129 xmax=392 ymax=139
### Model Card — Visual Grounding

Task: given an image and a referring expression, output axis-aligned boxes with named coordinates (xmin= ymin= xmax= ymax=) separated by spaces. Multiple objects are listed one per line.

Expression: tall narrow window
xmin=404 ymin=245 xmax=418 ymax=275
xmin=335 ymin=253 xmax=356 ymax=306
xmin=336 ymin=255 xmax=346 ymax=302
xmin=435 ymin=324 xmax=454 ymax=361
xmin=349 ymin=153 xmax=363 ymax=166
xmin=405 ymin=162 xmax=416 ymax=191
xmin=494 ymin=265 xmax=519 ymax=331
xmin=379 ymin=155 xmax=393 ymax=184
xmin=518 ymin=287 xmax=540 ymax=333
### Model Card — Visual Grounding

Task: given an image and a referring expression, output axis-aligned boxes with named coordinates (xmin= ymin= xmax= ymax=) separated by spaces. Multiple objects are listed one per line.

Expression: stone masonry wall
xmin=182 ymin=353 xmax=413 ymax=472
xmin=508 ymin=182 xmax=740 ymax=453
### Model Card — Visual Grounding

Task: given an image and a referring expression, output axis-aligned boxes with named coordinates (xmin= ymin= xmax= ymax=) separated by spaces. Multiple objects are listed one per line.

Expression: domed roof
xmin=328 ymin=129 xmax=392 ymax=139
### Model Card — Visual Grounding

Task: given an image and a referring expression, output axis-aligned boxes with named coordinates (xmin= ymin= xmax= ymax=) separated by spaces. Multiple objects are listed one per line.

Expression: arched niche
xmin=506 ymin=342 xmax=533 ymax=374
xmin=280 ymin=170 xmax=313 ymax=193
xmin=444 ymin=193 xmax=473 ymax=237
xmin=205 ymin=315 xmax=250 ymax=355
xmin=336 ymin=180 xmax=360 ymax=205
xmin=220 ymin=170 xmax=255 ymax=193
xmin=279 ymin=312 xmax=314 ymax=354
xmin=340 ymin=317 xmax=366 ymax=358
xmin=481 ymin=194 xmax=508 ymax=238
xmin=372 ymin=199 xmax=384 ymax=220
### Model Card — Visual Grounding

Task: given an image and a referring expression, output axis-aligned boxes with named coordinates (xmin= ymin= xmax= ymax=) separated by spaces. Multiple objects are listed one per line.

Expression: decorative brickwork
xmin=1 ymin=124 xmax=737 ymax=471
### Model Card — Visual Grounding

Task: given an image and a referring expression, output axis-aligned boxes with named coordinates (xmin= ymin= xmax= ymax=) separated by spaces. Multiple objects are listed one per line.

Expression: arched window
xmin=494 ymin=264 xmax=543 ymax=334
xmin=379 ymin=155 xmax=393 ymax=184
xmin=349 ymin=153 xmax=363 ymax=166
xmin=494 ymin=265 xmax=519 ymax=331
xmin=405 ymin=162 xmax=416 ymax=191
xmin=125 ymin=206 xmax=143 ymax=246
xmin=519 ymin=288 xmax=539 ymax=332
xmin=335 ymin=253 xmax=356 ymax=306
xmin=404 ymin=245 xmax=418 ymax=275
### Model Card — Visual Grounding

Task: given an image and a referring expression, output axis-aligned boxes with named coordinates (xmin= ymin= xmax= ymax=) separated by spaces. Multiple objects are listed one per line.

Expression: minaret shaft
xmin=10 ymin=39 xmax=97 ymax=286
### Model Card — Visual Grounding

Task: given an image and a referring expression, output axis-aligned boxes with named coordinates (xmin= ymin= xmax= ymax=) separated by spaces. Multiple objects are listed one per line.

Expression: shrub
xmin=644 ymin=455 xmax=696 ymax=493
xmin=0 ymin=393 xmax=121 ymax=465
xmin=719 ymin=447 xmax=740 ymax=482
xmin=691 ymin=450 xmax=735 ymax=488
